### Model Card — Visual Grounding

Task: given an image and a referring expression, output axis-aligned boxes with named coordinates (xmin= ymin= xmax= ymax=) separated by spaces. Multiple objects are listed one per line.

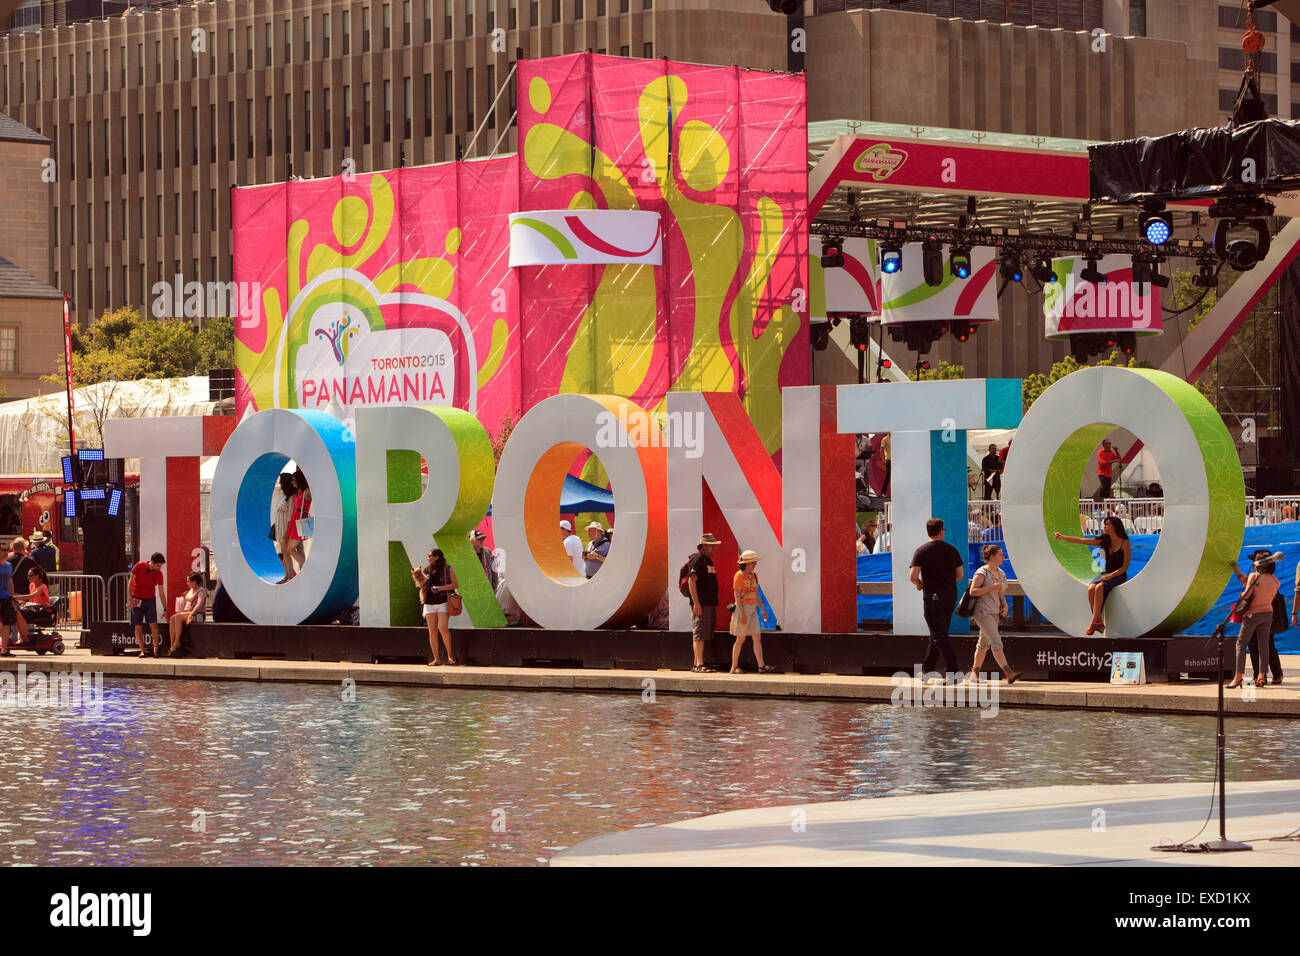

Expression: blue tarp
xmin=858 ymin=521 xmax=1300 ymax=652
xmin=487 ymin=474 xmax=615 ymax=516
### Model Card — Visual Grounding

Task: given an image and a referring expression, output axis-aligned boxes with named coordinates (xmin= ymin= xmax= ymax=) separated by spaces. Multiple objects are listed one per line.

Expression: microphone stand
xmin=1154 ymin=614 xmax=1251 ymax=853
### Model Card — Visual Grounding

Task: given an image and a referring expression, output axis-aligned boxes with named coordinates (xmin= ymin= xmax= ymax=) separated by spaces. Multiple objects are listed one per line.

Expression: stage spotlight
xmin=1080 ymin=256 xmax=1107 ymax=284
xmin=1192 ymin=254 xmax=1219 ymax=288
xmin=949 ymin=244 xmax=972 ymax=279
xmin=880 ymin=241 xmax=902 ymax=274
xmin=1029 ymin=256 xmax=1056 ymax=284
xmin=1131 ymin=255 xmax=1152 ymax=291
xmin=1117 ymin=332 xmax=1137 ymax=356
xmin=810 ymin=321 xmax=831 ymax=350
xmin=1150 ymin=260 xmax=1170 ymax=288
xmin=1140 ymin=210 xmax=1173 ymax=245
xmin=764 ymin=0 xmax=802 ymax=13
xmin=950 ymin=320 xmax=974 ymax=343
xmin=849 ymin=316 xmax=872 ymax=353
xmin=1214 ymin=218 xmax=1271 ymax=271
xmin=820 ymin=240 xmax=844 ymax=269
xmin=999 ymin=252 xmax=1022 ymax=282
xmin=921 ymin=239 xmax=944 ymax=287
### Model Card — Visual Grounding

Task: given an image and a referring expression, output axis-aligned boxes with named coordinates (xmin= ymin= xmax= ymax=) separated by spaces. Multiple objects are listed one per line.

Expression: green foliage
xmin=1022 ymin=351 xmax=1138 ymax=412
xmin=51 ymin=306 xmax=230 ymax=387
xmin=907 ymin=360 xmax=965 ymax=381
xmin=1165 ymin=270 xmax=1219 ymax=401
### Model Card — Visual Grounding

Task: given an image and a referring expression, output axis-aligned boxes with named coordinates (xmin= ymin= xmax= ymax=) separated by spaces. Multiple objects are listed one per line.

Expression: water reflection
xmin=1 ymin=679 xmax=1296 ymax=866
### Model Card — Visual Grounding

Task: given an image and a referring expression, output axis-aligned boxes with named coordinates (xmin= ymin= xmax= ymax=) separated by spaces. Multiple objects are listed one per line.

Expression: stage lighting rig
xmin=949 ymin=244 xmax=972 ymax=279
xmin=810 ymin=320 xmax=831 ymax=350
xmin=1069 ymin=332 xmax=1119 ymax=364
xmin=887 ymin=321 xmax=948 ymax=356
xmin=849 ymin=315 xmax=872 ymax=353
xmin=1029 ymin=255 xmax=1057 ymax=284
xmin=1139 ymin=201 xmax=1173 ymax=246
xmin=1117 ymin=332 xmax=1137 ymax=356
xmin=1080 ymin=254 xmax=1107 ymax=284
xmin=880 ymin=240 xmax=902 ymax=274
xmin=1192 ymin=252 xmax=1220 ymax=288
xmin=950 ymin=320 xmax=974 ymax=343
xmin=820 ymin=240 xmax=845 ymax=268
xmin=999 ymin=252 xmax=1022 ymax=282
xmin=921 ymin=239 xmax=944 ymax=287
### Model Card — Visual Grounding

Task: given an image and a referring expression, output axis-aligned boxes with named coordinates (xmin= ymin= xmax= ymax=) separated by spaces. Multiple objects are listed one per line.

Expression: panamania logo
xmin=852 ymin=143 xmax=908 ymax=181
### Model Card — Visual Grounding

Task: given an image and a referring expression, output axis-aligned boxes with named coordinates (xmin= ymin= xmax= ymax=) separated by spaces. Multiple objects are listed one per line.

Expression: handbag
xmin=1229 ymin=587 xmax=1253 ymax=625
xmin=956 ymin=566 xmax=985 ymax=618
xmin=268 ymin=524 xmax=277 ymax=540
xmin=296 ymin=517 xmax=314 ymax=538
xmin=446 ymin=593 xmax=463 ymax=616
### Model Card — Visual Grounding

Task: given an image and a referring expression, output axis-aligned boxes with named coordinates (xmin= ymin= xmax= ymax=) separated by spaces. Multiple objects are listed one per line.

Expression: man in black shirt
xmin=687 ymin=532 xmax=721 ymax=673
xmin=980 ymin=444 xmax=1002 ymax=500
xmin=908 ymin=518 xmax=966 ymax=681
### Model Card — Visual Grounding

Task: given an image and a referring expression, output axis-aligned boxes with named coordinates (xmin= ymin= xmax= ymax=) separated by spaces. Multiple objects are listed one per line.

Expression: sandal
xmin=448 ymin=657 xmax=460 ymax=666
xmin=758 ymin=665 xmax=778 ymax=674
xmin=1256 ymin=675 xmax=1267 ymax=687
xmin=730 ymin=667 xmax=743 ymax=674
xmin=1227 ymin=678 xmax=1243 ymax=689
xmin=428 ymin=659 xmax=443 ymax=666
xmin=691 ymin=665 xmax=716 ymax=673
xmin=1085 ymin=621 xmax=1098 ymax=635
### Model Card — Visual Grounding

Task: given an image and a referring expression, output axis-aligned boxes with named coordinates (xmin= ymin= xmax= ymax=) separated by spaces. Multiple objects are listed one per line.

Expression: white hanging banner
xmin=1044 ymin=254 xmax=1164 ymax=337
xmin=508 ymin=209 xmax=663 ymax=266
xmin=879 ymin=244 xmax=999 ymax=324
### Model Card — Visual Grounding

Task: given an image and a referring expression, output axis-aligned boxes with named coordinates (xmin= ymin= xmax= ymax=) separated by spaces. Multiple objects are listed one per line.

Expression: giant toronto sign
xmin=103 ymin=366 xmax=1245 ymax=638
xmin=103 ymin=55 xmax=1245 ymax=637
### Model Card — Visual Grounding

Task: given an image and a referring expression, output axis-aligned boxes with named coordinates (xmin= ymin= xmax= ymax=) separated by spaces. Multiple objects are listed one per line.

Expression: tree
xmin=52 ymin=306 xmax=224 ymax=387
xmin=1164 ymin=270 xmax=1218 ymax=401
xmin=1022 ymin=351 xmax=1139 ymax=412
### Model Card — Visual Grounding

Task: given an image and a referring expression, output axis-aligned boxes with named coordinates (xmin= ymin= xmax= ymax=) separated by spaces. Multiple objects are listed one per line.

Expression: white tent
xmin=0 ymin=376 xmax=215 ymax=474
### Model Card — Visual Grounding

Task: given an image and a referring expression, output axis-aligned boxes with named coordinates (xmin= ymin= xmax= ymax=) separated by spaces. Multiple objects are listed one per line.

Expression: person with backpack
xmin=729 ymin=550 xmax=776 ymax=674
xmin=1250 ymin=550 xmax=1285 ymax=685
xmin=683 ymin=533 xmax=721 ymax=673
xmin=1228 ymin=551 xmax=1279 ymax=689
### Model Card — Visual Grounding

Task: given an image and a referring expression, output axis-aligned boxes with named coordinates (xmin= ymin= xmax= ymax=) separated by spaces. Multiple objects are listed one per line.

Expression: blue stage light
xmin=61 ymin=456 xmax=74 ymax=485
xmin=1144 ymin=218 xmax=1170 ymax=244
xmin=108 ymin=488 xmax=123 ymax=517
xmin=79 ymin=487 xmax=106 ymax=500
xmin=63 ymin=492 xmax=80 ymax=518
xmin=880 ymin=241 xmax=902 ymax=274
xmin=78 ymin=448 xmax=104 ymax=461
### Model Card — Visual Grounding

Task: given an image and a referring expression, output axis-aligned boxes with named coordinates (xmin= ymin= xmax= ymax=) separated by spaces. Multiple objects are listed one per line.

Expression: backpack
xmin=678 ymin=554 xmax=696 ymax=598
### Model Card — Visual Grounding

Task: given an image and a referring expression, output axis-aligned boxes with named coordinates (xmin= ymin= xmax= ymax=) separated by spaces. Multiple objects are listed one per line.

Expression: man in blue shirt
xmin=0 ymin=558 xmax=28 ymax=654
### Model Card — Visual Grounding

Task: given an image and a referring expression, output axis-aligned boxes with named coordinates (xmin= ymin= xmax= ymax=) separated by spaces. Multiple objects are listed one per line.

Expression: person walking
xmin=1229 ymin=552 xmax=1280 ymax=688
xmin=981 ymin=444 xmax=1003 ymax=500
xmin=560 ymin=520 xmax=584 ymax=574
xmin=687 ymin=532 xmax=721 ymax=673
xmin=166 ymin=572 xmax=208 ymax=658
xmin=412 ymin=548 xmax=459 ymax=666
xmin=129 ymin=552 xmax=168 ymax=657
xmin=583 ymin=522 xmax=610 ymax=578
xmin=273 ymin=472 xmax=298 ymax=582
xmin=1053 ymin=516 xmax=1131 ymax=634
xmin=729 ymin=549 xmax=776 ymax=674
xmin=908 ymin=518 xmax=965 ymax=682
xmin=966 ymin=545 xmax=1020 ymax=684
xmin=1095 ymin=439 xmax=1122 ymax=500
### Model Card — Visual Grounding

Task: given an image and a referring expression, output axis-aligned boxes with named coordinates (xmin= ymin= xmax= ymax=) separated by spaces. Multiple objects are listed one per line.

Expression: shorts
xmin=730 ymin=603 xmax=760 ymax=638
xmin=0 ymin=597 xmax=14 ymax=627
xmin=691 ymin=605 xmax=716 ymax=642
xmin=422 ymin=603 xmax=448 ymax=616
xmin=973 ymin=609 xmax=1003 ymax=653
xmin=130 ymin=598 xmax=158 ymax=627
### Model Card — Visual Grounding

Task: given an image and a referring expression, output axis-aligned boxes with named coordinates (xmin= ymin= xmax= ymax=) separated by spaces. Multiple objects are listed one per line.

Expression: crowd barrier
xmin=872 ymin=497 xmax=1300 ymax=549
xmin=47 ymin=573 xmax=108 ymax=639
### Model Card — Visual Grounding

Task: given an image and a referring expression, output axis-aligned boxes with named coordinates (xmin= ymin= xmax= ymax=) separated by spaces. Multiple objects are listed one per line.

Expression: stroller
xmin=11 ymin=598 xmax=67 ymax=655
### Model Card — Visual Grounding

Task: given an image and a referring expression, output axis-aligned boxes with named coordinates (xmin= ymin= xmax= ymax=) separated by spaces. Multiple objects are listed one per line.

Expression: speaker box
xmin=1259 ymin=436 xmax=1288 ymax=468
xmin=1255 ymin=466 xmax=1297 ymax=497
xmin=80 ymin=514 xmax=127 ymax=581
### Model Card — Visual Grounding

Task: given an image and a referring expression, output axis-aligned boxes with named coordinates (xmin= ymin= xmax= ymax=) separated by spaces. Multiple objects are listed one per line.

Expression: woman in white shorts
xmin=967 ymin=544 xmax=1020 ymax=684
xmin=412 ymin=548 xmax=459 ymax=665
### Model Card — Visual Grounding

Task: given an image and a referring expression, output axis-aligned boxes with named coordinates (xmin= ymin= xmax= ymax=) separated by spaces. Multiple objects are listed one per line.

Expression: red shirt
xmin=1097 ymin=448 xmax=1121 ymax=478
xmin=131 ymin=561 xmax=165 ymax=600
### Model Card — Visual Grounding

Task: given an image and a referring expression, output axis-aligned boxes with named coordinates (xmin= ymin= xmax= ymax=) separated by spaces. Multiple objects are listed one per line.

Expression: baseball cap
xmin=560 ymin=520 xmax=573 ymax=531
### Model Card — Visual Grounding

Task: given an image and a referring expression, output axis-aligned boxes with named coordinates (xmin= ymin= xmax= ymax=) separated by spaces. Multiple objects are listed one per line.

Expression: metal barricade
xmin=106 ymin=572 xmax=133 ymax=623
xmin=47 ymin=573 xmax=107 ymax=632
